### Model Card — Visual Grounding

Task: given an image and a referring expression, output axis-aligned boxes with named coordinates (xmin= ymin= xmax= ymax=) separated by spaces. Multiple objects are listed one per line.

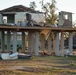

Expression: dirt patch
xmin=0 ymin=56 xmax=76 ymax=75
xmin=17 ymin=67 xmax=43 ymax=73
xmin=8 ymin=66 xmax=44 ymax=73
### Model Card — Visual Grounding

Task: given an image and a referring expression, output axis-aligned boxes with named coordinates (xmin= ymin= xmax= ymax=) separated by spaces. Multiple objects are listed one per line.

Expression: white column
xmin=55 ymin=32 xmax=60 ymax=56
xmin=1 ymin=31 xmax=5 ymax=52
xmin=28 ymin=31 xmax=35 ymax=54
xmin=22 ymin=32 xmax=25 ymax=52
xmin=40 ymin=34 xmax=45 ymax=51
xmin=48 ymin=33 xmax=52 ymax=54
xmin=69 ymin=32 xmax=73 ymax=54
xmin=34 ymin=32 xmax=40 ymax=56
xmin=0 ymin=14 xmax=3 ymax=24
xmin=7 ymin=31 xmax=11 ymax=52
xmin=60 ymin=32 xmax=64 ymax=50
xmin=13 ymin=31 xmax=17 ymax=53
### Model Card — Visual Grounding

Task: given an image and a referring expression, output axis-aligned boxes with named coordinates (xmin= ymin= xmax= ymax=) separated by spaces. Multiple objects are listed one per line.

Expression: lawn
xmin=0 ymin=56 xmax=76 ymax=75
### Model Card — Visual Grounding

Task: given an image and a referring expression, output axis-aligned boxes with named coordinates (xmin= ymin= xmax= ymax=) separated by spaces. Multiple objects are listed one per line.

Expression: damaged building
xmin=0 ymin=5 xmax=45 ymax=50
xmin=0 ymin=5 xmax=75 ymax=57
xmin=0 ymin=5 xmax=45 ymax=25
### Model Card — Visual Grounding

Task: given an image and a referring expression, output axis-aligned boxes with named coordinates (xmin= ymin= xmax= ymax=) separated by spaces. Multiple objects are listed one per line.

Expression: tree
xmin=40 ymin=0 xmax=57 ymax=25
xmin=29 ymin=1 xmax=37 ymax=10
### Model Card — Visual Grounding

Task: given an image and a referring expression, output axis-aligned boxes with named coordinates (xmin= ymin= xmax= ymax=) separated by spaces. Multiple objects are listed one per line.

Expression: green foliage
xmin=29 ymin=1 xmax=37 ymax=10
xmin=46 ymin=14 xmax=57 ymax=25
xmin=40 ymin=0 xmax=58 ymax=25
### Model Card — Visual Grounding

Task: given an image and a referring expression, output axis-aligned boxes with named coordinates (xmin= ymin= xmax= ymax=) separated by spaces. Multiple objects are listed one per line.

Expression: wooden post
xmin=60 ymin=32 xmax=64 ymax=50
xmin=31 ymin=33 xmax=35 ymax=54
xmin=1 ymin=31 xmax=5 ymax=52
xmin=40 ymin=34 xmax=45 ymax=51
xmin=22 ymin=32 xmax=25 ymax=52
xmin=7 ymin=31 xmax=11 ymax=52
xmin=28 ymin=31 xmax=32 ymax=54
xmin=48 ymin=33 xmax=52 ymax=54
xmin=52 ymin=32 xmax=55 ymax=52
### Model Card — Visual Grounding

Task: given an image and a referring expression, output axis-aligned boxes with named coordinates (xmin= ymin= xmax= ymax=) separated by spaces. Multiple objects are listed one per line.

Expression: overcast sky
xmin=0 ymin=0 xmax=76 ymax=21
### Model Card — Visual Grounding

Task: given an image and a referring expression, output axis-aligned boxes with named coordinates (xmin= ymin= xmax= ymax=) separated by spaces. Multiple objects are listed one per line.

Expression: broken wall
xmin=58 ymin=11 xmax=72 ymax=27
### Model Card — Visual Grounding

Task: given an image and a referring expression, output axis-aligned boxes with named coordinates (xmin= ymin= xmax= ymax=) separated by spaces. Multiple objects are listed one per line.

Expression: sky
xmin=0 ymin=0 xmax=76 ymax=21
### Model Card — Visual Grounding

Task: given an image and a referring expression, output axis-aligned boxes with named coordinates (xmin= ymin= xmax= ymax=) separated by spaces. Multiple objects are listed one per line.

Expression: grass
xmin=0 ymin=56 xmax=76 ymax=75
